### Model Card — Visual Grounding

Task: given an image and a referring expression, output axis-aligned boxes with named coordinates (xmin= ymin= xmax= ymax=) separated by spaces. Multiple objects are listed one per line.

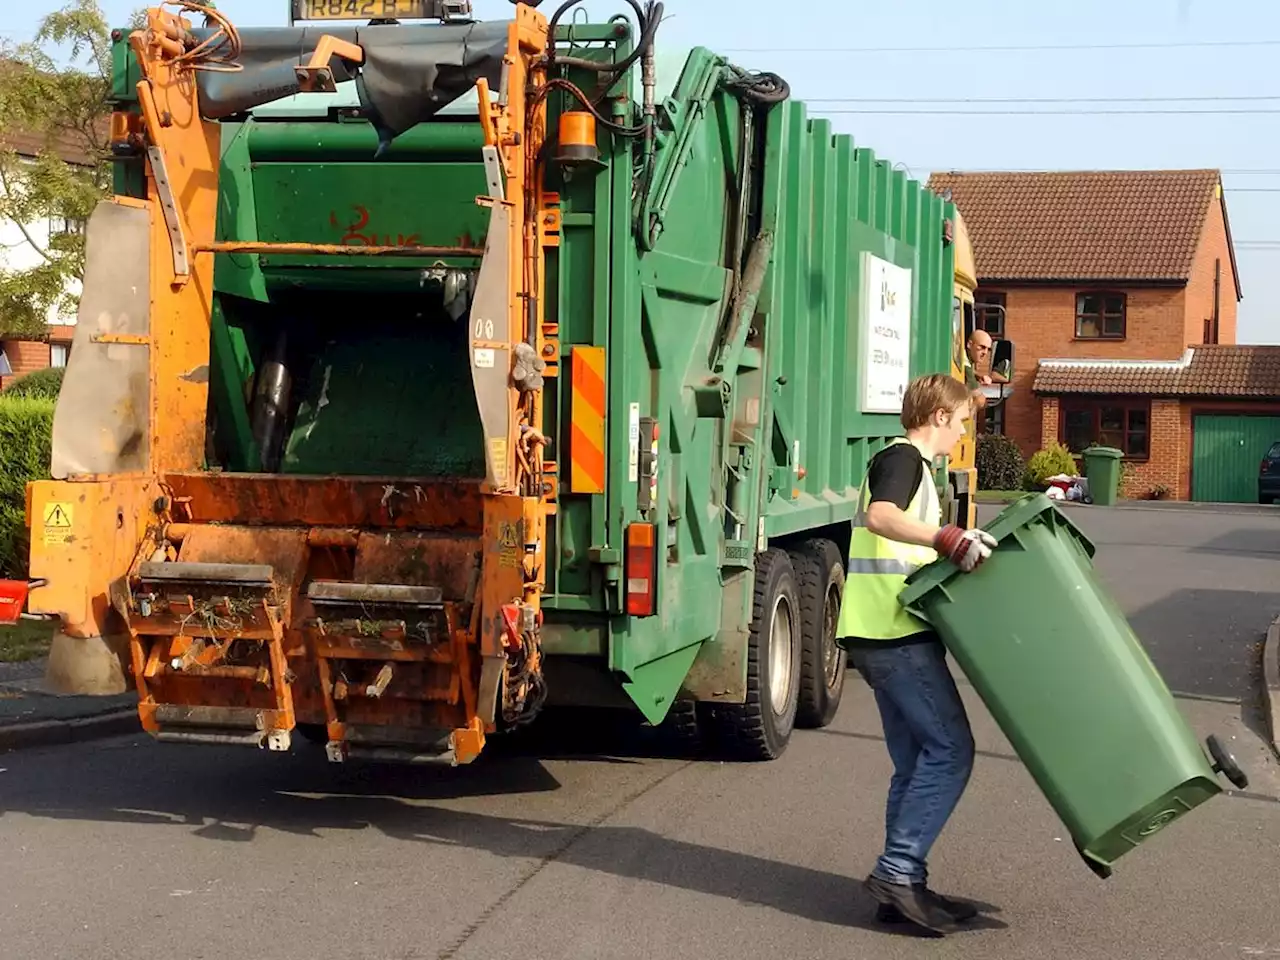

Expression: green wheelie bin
xmin=1082 ymin=445 xmax=1124 ymax=506
xmin=897 ymin=494 xmax=1248 ymax=878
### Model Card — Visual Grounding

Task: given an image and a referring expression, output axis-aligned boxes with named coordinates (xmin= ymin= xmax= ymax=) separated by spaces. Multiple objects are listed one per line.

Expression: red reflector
xmin=625 ymin=523 xmax=656 ymax=617
xmin=0 ymin=580 xmax=30 ymax=626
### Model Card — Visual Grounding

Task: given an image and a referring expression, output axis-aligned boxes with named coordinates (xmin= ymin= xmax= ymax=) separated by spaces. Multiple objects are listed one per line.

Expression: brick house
xmin=0 ymin=116 xmax=97 ymax=390
xmin=928 ymin=169 xmax=1280 ymax=502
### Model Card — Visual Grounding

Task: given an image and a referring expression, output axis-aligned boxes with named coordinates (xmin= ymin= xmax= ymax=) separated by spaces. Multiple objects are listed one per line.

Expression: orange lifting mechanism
xmin=15 ymin=1 xmax=563 ymax=767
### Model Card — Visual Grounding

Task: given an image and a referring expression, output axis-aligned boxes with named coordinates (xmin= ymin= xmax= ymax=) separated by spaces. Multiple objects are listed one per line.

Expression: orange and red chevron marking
xmin=570 ymin=346 xmax=607 ymax=494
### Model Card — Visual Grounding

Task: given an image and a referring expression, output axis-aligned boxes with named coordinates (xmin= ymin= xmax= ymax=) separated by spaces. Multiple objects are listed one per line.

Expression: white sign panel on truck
xmin=859 ymin=252 xmax=913 ymax=414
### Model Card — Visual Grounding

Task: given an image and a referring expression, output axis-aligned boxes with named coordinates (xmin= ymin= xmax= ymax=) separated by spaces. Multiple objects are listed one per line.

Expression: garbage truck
xmin=2 ymin=0 xmax=973 ymax=765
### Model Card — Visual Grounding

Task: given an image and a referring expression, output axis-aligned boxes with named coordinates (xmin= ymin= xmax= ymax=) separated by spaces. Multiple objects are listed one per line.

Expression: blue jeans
xmin=854 ymin=637 xmax=975 ymax=886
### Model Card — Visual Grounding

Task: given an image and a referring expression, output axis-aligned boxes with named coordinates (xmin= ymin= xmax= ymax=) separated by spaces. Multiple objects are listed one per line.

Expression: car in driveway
xmin=1260 ymin=441 xmax=1280 ymax=503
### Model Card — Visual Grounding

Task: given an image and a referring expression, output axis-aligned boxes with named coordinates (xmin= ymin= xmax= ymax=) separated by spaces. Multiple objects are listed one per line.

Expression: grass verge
xmin=0 ymin=620 xmax=54 ymax=663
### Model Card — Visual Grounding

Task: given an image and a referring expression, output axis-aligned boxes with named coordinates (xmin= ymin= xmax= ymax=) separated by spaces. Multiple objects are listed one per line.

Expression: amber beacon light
xmin=556 ymin=111 xmax=601 ymax=169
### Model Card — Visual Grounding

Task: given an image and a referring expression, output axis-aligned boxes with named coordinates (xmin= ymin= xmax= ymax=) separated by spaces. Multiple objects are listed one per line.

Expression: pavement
xmin=0 ymin=502 xmax=1278 ymax=959
xmin=0 ymin=656 xmax=139 ymax=751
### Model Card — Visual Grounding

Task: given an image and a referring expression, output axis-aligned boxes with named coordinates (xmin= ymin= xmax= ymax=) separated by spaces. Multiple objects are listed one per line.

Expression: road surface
xmin=1 ymin=503 xmax=1278 ymax=960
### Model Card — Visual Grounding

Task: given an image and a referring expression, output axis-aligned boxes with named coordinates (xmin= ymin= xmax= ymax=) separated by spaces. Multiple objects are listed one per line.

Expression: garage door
xmin=1191 ymin=414 xmax=1280 ymax=503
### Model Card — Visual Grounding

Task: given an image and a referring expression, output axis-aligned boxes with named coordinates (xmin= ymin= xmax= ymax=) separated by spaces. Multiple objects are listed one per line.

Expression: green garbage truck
xmin=15 ymin=0 xmax=962 ymax=765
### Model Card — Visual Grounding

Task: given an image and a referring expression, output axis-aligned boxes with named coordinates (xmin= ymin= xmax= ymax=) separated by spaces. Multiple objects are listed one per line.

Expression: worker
xmin=963 ymin=328 xmax=1009 ymax=414
xmin=837 ymin=373 xmax=997 ymax=936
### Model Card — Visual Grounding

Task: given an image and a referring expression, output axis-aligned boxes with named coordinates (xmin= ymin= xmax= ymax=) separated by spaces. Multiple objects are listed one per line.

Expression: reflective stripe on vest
xmin=836 ymin=439 xmax=941 ymax=641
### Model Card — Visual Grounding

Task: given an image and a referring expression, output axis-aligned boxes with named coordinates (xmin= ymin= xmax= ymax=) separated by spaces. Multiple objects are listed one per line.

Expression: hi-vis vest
xmin=836 ymin=438 xmax=941 ymax=641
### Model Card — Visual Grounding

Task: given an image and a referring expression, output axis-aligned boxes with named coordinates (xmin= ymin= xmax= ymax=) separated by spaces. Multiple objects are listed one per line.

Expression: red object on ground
xmin=0 ymin=580 xmax=29 ymax=625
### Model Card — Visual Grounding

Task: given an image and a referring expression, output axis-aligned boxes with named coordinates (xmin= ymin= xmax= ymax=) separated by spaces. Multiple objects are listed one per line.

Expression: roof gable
xmin=928 ymin=169 xmax=1224 ymax=285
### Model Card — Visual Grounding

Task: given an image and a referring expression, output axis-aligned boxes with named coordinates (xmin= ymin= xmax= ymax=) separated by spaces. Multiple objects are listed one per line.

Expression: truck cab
xmin=946 ymin=209 xmax=1013 ymax=528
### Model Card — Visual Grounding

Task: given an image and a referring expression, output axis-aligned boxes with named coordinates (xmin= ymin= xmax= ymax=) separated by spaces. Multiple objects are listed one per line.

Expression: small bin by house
xmin=898 ymin=494 xmax=1248 ymax=877
xmin=1082 ymin=446 xmax=1124 ymax=506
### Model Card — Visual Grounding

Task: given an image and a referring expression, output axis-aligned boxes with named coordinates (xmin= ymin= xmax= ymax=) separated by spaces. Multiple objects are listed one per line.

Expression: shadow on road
xmin=1124 ymin=587 xmax=1279 ymax=708
xmin=1190 ymin=528 xmax=1280 ymax=561
xmin=0 ymin=735 xmax=1005 ymax=934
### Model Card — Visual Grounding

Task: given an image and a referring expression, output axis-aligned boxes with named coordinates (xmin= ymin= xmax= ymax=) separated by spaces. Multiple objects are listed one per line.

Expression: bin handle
xmin=1205 ymin=734 xmax=1249 ymax=790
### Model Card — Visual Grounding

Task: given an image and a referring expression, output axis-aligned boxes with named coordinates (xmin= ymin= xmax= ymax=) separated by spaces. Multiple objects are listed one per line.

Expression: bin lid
xmin=1083 ymin=446 xmax=1124 ymax=460
xmin=897 ymin=493 xmax=1097 ymax=612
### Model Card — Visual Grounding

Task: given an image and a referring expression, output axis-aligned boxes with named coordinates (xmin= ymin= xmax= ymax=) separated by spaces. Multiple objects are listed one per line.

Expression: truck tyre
xmin=655 ymin=698 xmax=704 ymax=757
xmin=705 ymin=547 xmax=802 ymax=761
xmin=792 ymin=539 xmax=847 ymax=729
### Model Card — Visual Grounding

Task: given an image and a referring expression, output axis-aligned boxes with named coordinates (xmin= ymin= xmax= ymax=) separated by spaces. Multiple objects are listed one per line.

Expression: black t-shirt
xmin=866 ymin=443 xmax=926 ymax=512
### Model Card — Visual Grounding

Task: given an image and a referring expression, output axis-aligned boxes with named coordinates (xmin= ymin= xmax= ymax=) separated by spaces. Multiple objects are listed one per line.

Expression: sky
xmin=5 ymin=0 xmax=1280 ymax=343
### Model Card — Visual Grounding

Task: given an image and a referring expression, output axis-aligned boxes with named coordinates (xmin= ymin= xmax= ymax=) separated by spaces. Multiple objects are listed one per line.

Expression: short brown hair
xmin=900 ymin=374 xmax=970 ymax=430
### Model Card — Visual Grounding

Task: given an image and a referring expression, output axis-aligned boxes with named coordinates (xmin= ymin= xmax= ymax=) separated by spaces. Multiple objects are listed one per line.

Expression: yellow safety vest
xmin=836 ymin=438 xmax=941 ymax=641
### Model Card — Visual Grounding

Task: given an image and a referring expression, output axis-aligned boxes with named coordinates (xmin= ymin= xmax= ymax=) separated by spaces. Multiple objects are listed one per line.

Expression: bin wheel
xmin=1205 ymin=734 xmax=1250 ymax=790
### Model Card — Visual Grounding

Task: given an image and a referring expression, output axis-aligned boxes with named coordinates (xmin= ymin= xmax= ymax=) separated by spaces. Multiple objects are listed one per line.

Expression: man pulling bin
xmin=837 ymin=373 xmax=997 ymax=936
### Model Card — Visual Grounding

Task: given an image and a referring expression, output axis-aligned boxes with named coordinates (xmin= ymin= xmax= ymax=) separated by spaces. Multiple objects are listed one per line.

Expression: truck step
xmin=150 ymin=704 xmax=292 ymax=751
xmin=126 ymin=565 xmax=296 ymax=748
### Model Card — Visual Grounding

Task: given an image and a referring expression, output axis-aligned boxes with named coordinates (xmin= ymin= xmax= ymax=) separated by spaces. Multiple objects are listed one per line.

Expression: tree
xmin=0 ymin=0 xmax=115 ymax=339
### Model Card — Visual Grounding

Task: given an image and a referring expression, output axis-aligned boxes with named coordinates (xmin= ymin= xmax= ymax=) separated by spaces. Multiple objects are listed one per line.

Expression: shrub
xmin=2 ymin=366 xmax=65 ymax=400
xmin=975 ymin=432 xmax=1025 ymax=492
xmin=0 ymin=396 xmax=55 ymax=579
xmin=1024 ymin=441 xmax=1078 ymax=489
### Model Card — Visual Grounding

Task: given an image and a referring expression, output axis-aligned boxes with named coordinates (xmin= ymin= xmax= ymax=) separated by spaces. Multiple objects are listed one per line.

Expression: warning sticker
xmin=42 ymin=501 xmax=74 ymax=546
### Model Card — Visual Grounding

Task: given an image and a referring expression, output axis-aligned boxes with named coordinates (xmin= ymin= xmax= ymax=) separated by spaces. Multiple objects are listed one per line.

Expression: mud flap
xmin=44 ymin=633 xmax=129 ymax=696
xmin=470 ymin=201 xmax=514 ymax=489
xmin=51 ymin=199 xmax=151 ymax=479
xmin=620 ymin=640 xmax=705 ymax=725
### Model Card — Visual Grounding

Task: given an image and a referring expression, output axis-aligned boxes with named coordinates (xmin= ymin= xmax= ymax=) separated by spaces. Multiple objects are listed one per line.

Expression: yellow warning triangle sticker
xmin=43 ymin=504 xmax=72 ymax=528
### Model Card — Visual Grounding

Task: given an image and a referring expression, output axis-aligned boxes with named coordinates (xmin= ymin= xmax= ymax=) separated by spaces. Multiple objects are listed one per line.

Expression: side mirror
xmin=982 ymin=339 xmax=1015 ymax=407
xmin=992 ymin=339 xmax=1014 ymax=381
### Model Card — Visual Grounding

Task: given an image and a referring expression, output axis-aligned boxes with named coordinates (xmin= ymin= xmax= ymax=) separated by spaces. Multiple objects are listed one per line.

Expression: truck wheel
xmin=792 ymin=539 xmax=847 ymax=729
xmin=706 ymin=547 xmax=802 ymax=761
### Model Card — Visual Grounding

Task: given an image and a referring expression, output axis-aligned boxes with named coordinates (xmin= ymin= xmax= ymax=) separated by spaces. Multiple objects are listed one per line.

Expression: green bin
xmin=898 ymin=494 xmax=1247 ymax=878
xmin=1082 ymin=445 xmax=1124 ymax=506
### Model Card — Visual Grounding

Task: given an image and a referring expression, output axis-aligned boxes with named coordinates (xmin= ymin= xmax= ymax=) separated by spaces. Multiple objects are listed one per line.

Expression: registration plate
xmin=293 ymin=0 xmax=451 ymax=20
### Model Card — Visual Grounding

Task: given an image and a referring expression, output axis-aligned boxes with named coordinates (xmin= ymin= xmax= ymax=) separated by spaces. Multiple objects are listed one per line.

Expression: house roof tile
xmin=1033 ymin=345 xmax=1280 ymax=398
xmin=927 ymin=169 xmax=1225 ymax=285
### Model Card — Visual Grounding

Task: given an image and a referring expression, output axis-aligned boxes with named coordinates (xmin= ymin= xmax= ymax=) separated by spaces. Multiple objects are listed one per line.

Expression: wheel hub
xmin=821 ymin=581 xmax=843 ymax=689
xmin=768 ymin=593 xmax=795 ymax=715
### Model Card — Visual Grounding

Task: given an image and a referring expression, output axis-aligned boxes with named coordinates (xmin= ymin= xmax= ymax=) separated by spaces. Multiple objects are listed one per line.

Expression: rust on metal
xmin=161 ymin=474 xmax=486 ymax=531
xmin=197 ymin=241 xmax=484 ymax=258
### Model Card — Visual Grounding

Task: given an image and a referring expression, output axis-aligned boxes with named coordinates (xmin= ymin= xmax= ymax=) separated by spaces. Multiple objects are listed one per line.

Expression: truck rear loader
xmin=2 ymin=0 xmax=987 ymax=765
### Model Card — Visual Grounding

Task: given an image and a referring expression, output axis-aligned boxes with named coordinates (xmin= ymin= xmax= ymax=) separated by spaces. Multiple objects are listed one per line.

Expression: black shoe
xmin=864 ymin=876 xmax=959 ymax=935
xmin=875 ymin=887 xmax=978 ymax=924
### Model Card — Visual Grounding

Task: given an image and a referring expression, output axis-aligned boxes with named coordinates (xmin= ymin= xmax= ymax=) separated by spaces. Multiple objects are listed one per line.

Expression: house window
xmin=975 ymin=291 xmax=1006 ymax=339
xmin=1075 ymin=292 xmax=1126 ymax=339
xmin=50 ymin=344 xmax=69 ymax=368
xmin=1060 ymin=398 xmax=1150 ymax=458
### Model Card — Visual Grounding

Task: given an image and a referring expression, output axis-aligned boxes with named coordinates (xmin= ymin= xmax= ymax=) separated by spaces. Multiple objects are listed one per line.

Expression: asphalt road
xmin=2 ymin=503 xmax=1278 ymax=960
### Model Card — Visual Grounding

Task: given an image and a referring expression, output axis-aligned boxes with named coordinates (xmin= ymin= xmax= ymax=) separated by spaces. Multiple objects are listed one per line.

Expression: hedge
xmin=0 ymin=396 xmax=55 ymax=579
xmin=975 ymin=432 xmax=1026 ymax=493
xmin=2 ymin=366 xmax=65 ymax=400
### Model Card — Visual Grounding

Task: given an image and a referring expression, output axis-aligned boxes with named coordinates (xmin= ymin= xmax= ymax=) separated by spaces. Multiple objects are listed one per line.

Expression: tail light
xmin=625 ymin=523 xmax=657 ymax=617
xmin=0 ymin=580 xmax=30 ymax=626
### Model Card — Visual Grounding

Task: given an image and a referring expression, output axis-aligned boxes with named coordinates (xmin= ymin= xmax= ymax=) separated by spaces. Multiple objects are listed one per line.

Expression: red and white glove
xmin=934 ymin=525 xmax=998 ymax=573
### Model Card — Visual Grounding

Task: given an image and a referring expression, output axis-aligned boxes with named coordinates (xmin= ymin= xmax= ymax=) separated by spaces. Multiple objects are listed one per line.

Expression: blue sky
xmin=6 ymin=0 xmax=1280 ymax=342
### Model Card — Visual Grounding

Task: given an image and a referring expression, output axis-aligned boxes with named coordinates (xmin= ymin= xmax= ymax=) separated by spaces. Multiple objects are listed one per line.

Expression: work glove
xmin=934 ymin=525 xmax=998 ymax=573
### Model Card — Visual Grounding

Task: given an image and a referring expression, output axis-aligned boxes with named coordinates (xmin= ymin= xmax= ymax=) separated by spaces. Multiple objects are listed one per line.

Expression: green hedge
xmin=976 ymin=432 xmax=1026 ymax=492
xmin=2 ymin=366 xmax=65 ymax=400
xmin=0 ymin=396 xmax=54 ymax=579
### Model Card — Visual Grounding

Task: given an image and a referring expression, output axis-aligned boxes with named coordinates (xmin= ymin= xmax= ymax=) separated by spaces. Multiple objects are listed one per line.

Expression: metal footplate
xmin=302 ymin=580 xmax=480 ymax=764
xmin=126 ymin=562 xmax=295 ymax=751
